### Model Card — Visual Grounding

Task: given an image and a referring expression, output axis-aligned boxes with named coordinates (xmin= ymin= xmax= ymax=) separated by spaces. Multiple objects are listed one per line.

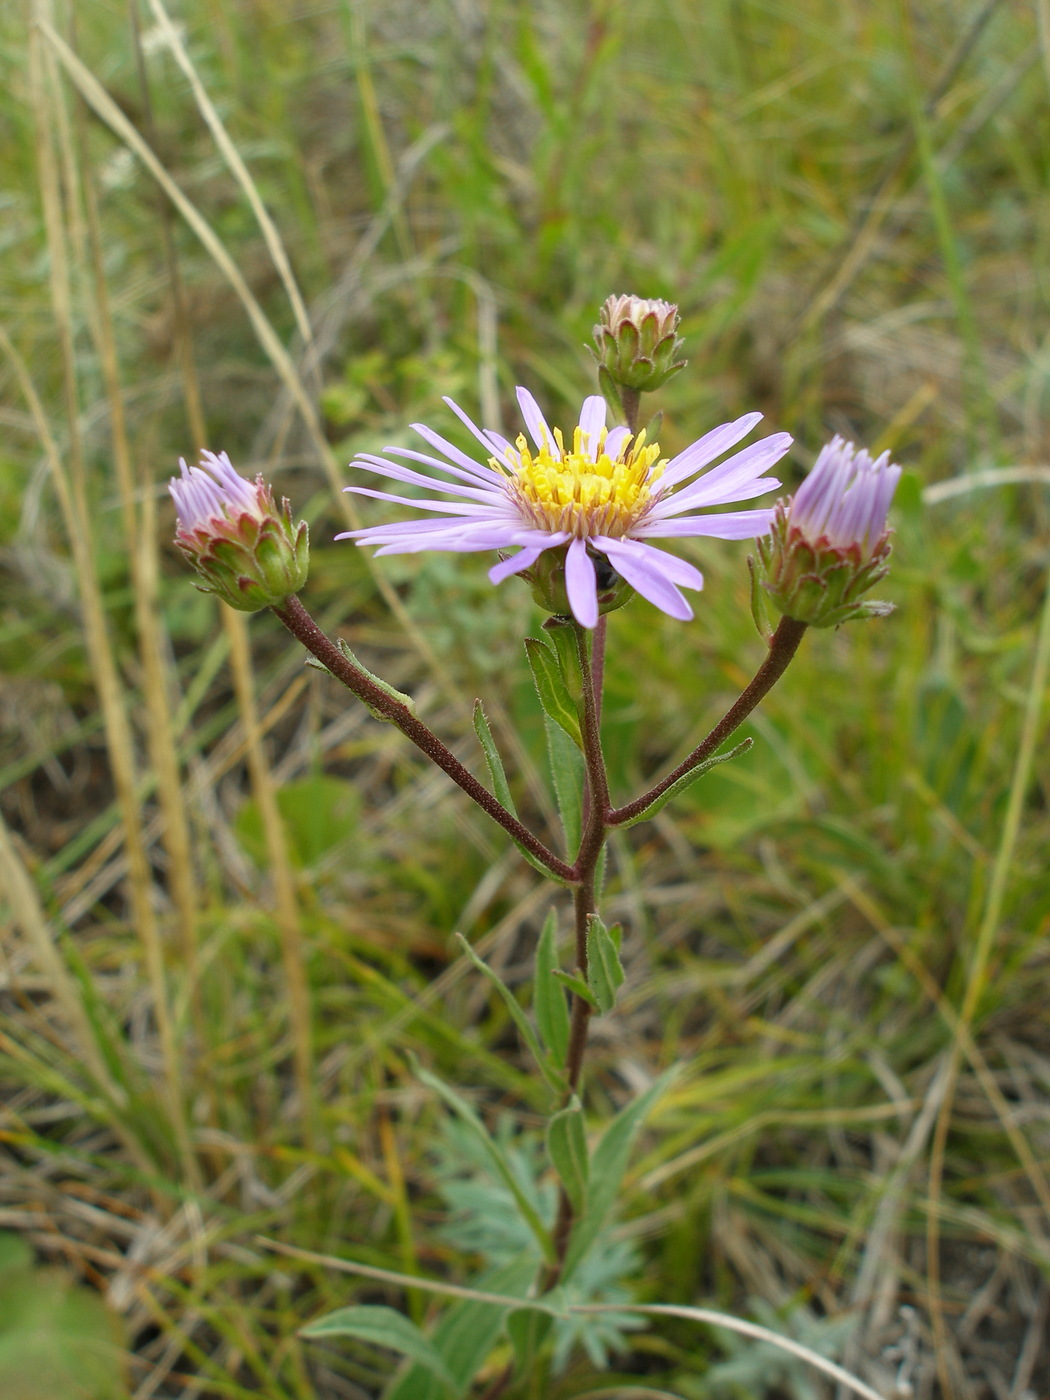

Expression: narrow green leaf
xmin=562 ymin=1066 xmax=680 ymax=1282
xmin=586 ymin=914 xmax=625 ymax=1015
xmin=546 ymin=1096 xmax=589 ymax=1215
xmin=472 ymin=701 xmax=516 ymax=816
xmin=385 ymin=1257 xmax=537 ymax=1400
xmin=334 ymin=638 xmax=416 ymax=720
xmin=301 ymin=1305 xmax=456 ymax=1394
xmin=748 ymin=554 xmax=773 ymax=642
xmin=534 ymin=911 xmax=570 ymax=1068
xmin=597 ymin=362 xmax=623 ymax=419
xmin=506 ymin=1306 xmax=554 ymax=1373
xmin=473 ymin=703 xmax=571 ymax=885
xmin=525 ymin=637 xmax=582 ymax=747
xmin=544 ymin=717 xmax=585 ymax=857
xmin=542 ymin=616 xmax=585 ymax=702
xmin=615 ymin=739 xmax=754 ymax=829
xmin=415 ymin=1064 xmax=555 ymax=1264
xmin=453 ymin=934 xmax=564 ymax=1094
xmin=551 ymin=968 xmax=599 ymax=1009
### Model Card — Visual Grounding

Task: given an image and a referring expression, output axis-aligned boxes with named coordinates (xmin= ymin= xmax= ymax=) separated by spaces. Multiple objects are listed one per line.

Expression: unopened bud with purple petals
xmin=169 ymin=451 xmax=308 ymax=612
xmin=591 ymin=294 xmax=687 ymax=398
xmin=755 ymin=436 xmax=901 ymax=628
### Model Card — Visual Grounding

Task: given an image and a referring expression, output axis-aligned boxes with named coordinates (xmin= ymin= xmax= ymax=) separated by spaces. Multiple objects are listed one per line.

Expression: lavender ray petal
xmin=380 ymin=441 xmax=504 ymax=487
xmin=594 ymin=536 xmax=704 ymax=591
xmin=578 ymin=395 xmax=607 ymax=458
xmin=564 ymin=537 xmax=598 ymax=628
xmin=595 ymin=542 xmax=694 ymax=620
xmin=345 ymin=487 xmax=510 ymax=516
xmin=651 ymin=435 xmax=791 ymax=516
xmin=515 ymin=387 xmax=557 ymax=456
xmin=604 ymin=426 xmax=631 ymax=459
xmin=410 ymin=421 xmax=505 ymax=482
xmin=658 ymin=412 xmax=764 ymax=489
xmin=347 ymin=457 xmax=507 ymax=502
xmin=488 ymin=545 xmax=548 ymax=584
xmin=635 ymin=507 xmax=776 ymax=539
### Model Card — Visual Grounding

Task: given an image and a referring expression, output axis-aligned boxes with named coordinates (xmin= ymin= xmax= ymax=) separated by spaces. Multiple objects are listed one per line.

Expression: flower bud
xmin=169 ymin=450 xmax=308 ymax=612
xmin=591 ymin=294 xmax=687 ymax=395
xmin=755 ymin=436 xmax=901 ymax=628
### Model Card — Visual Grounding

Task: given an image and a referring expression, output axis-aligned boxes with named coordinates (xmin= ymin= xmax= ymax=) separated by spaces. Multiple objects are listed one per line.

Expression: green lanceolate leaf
xmin=596 ymin=362 xmax=624 ymax=420
xmin=551 ymin=968 xmax=599 ymax=1009
xmin=544 ymin=717 xmax=585 ymax=857
xmin=748 ymin=554 xmax=773 ymax=642
xmin=414 ymin=1064 xmax=555 ymax=1265
xmin=542 ymin=617 xmax=585 ymax=703
xmin=324 ymin=638 xmax=416 ymax=721
xmin=473 ymin=702 xmax=571 ymax=885
xmin=615 ymin=738 xmax=754 ymax=829
xmin=562 ymin=1065 xmax=680 ymax=1283
xmin=546 ymin=1095 xmax=589 ymax=1215
xmin=385 ymin=1257 xmax=538 ymax=1400
xmin=301 ymin=1305 xmax=457 ymax=1395
xmin=506 ymin=1305 xmax=554 ymax=1374
xmin=586 ymin=914 xmax=625 ymax=1015
xmin=534 ymin=911 xmax=570 ymax=1068
xmin=453 ymin=933 xmax=564 ymax=1094
xmin=472 ymin=701 xmax=516 ymax=814
xmin=525 ymin=636 xmax=582 ymax=747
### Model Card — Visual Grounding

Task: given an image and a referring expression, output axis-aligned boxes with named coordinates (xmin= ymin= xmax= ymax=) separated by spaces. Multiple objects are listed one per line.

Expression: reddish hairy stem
xmin=546 ymin=622 xmax=610 ymax=1285
xmin=608 ymin=615 xmax=808 ymax=826
xmin=272 ymin=595 xmax=575 ymax=882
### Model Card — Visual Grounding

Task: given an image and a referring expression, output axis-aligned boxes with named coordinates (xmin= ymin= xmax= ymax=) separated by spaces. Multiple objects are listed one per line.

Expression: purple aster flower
xmin=338 ymin=389 xmax=791 ymax=628
xmin=757 ymin=436 xmax=902 ymax=628
xmin=169 ymin=451 xmax=309 ymax=611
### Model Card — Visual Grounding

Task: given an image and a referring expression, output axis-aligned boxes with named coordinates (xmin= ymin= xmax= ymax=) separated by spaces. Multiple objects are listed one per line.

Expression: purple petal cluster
xmin=169 ymin=450 xmax=265 ymax=532
xmin=789 ymin=436 xmax=901 ymax=556
xmin=340 ymin=389 xmax=791 ymax=628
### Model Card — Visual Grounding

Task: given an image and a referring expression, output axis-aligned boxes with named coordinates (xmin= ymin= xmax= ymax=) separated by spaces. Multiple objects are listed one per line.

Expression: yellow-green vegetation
xmin=1 ymin=1 xmax=1049 ymax=1397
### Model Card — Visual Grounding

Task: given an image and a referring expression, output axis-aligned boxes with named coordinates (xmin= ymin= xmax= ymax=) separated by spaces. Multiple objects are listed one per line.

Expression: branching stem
xmin=608 ymin=615 xmax=808 ymax=826
xmin=272 ymin=595 xmax=575 ymax=882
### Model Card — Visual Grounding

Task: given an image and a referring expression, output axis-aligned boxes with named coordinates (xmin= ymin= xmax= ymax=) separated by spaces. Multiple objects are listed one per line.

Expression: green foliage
xmin=0 ymin=1233 xmax=128 ymax=1400
xmin=525 ymin=636 xmax=584 ymax=747
xmin=546 ymin=1096 xmax=589 ymax=1215
xmin=301 ymin=1305 xmax=458 ymax=1394
xmin=534 ymin=910 xmax=571 ymax=1068
xmin=585 ymin=913 xmax=626 ymax=1014
xmin=235 ymin=773 xmax=362 ymax=871
xmin=682 ymin=1301 xmax=858 ymax=1400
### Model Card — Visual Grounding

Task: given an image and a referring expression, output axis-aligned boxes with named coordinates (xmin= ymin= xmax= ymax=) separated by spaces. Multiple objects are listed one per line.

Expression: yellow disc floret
xmin=495 ymin=425 xmax=665 ymax=539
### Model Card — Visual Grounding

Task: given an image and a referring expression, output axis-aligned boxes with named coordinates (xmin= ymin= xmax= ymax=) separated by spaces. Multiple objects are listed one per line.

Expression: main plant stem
xmin=546 ymin=621 xmax=611 ymax=1284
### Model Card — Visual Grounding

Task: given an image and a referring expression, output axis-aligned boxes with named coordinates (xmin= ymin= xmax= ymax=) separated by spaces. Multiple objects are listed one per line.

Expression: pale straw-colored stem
xmin=224 ymin=610 xmax=317 ymax=1144
xmin=21 ymin=9 xmax=196 ymax=1185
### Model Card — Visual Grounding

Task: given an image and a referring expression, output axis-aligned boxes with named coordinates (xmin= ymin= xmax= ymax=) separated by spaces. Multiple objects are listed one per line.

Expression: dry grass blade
xmin=35 ymin=14 xmax=453 ymax=695
xmin=926 ymin=559 xmax=1050 ymax=1389
xmin=144 ymin=0 xmax=313 ymax=349
xmin=224 ymin=608 xmax=316 ymax=1142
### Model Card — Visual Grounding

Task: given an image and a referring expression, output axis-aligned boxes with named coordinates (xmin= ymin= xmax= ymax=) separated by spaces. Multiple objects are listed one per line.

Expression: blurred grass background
xmin=1 ymin=0 xmax=1049 ymax=1396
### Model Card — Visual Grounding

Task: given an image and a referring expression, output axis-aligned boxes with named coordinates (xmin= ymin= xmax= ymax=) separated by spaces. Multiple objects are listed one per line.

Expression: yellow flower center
xmin=494 ymin=425 xmax=665 ymax=539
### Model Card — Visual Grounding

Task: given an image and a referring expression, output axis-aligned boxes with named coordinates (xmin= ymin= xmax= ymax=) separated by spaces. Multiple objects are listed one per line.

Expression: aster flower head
xmin=756 ymin=436 xmax=902 ymax=629
xmin=339 ymin=388 xmax=791 ymax=628
xmin=169 ymin=450 xmax=309 ymax=612
xmin=591 ymin=293 xmax=686 ymax=395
